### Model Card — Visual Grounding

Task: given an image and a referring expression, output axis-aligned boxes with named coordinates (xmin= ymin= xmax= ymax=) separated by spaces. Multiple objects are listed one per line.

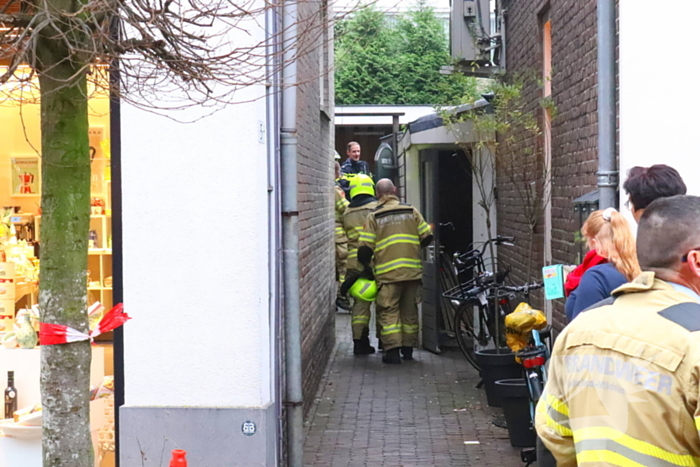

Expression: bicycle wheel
xmin=439 ymin=252 xmax=459 ymax=332
xmin=453 ymin=305 xmax=480 ymax=372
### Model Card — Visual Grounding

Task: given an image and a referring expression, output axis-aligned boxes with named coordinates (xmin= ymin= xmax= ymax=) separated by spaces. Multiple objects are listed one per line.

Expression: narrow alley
xmin=303 ymin=314 xmax=524 ymax=467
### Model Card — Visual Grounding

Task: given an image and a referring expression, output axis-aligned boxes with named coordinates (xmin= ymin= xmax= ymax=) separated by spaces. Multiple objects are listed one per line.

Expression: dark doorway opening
xmin=420 ymin=149 xmax=473 ymax=353
xmin=438 ymin=150 xmax=473 ymax=257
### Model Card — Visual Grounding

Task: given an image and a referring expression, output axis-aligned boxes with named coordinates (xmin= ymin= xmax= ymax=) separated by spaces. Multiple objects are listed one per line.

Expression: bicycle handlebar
xmin=452 ymin=235 xmax=516 ymax=266
xmin=478 ymin=235 xmax=515 ymax=254
xmin=499 ymin=282 xmax=544 ymax=294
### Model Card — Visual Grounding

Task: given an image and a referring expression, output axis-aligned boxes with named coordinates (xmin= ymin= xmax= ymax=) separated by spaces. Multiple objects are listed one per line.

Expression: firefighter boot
xmin=354 ymin=328 xmax=375 ymax=355
xmin=400 ymin=346 xmax=414 ymax=360
xmin=353 ymin=339 xmax=375 ymax=355
xmin=362 ymin=337 xmax=376 ymax=354
xmin=382 ymin=348 xmax=402 ymax=364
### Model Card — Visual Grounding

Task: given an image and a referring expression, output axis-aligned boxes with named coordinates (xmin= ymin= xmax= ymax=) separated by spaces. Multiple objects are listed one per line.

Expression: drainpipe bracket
xmin=596 ymin=170 xmax=619 ymax=188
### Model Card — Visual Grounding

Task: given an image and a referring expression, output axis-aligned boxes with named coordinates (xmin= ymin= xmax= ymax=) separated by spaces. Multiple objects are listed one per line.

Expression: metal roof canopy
xmin=335 ymin=112 xmax=405 ymax=117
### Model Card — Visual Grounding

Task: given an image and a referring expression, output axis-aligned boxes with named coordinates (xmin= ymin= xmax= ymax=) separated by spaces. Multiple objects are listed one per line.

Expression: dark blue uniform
xmin=341 ymin=158 xmax=370 ymax=176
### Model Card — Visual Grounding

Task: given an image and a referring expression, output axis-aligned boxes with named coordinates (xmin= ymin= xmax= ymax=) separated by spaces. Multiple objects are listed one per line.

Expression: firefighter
xmin=358 ymin=179 xmax=433 ymax=364
xmin=536 ymin=195 xmax=700 ymax=466
xmin=334 ymin=162 xmax=350 ymax=311
xmin=340 ymin=174 xmax=379 ymax=355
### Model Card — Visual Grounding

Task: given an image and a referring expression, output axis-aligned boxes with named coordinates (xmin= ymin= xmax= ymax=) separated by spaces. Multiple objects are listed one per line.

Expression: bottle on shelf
xmin=88 ymin=230 xmax=98 ymax=249
xmin=4 ymin=370 xmax=17 ymax=419
xmin=169 ymin=449 xmax=188 ymax=467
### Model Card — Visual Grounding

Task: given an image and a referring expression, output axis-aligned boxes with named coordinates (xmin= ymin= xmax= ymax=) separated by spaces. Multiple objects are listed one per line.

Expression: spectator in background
xmin=565 ymin=164 xmax=685 ymax=307
xmin=563 ymin=249 xmax=607 ymax=298
xmin=623 ymin=164 xmax=687 ymax=223
xmin=565 ymin=207 xmax=641 ymax=322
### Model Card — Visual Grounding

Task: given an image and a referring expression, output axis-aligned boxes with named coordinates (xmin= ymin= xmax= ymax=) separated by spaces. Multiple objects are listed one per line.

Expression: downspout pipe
xmin=280 ymin=0 xmax=304 ymax=465
xmin=596 ymin=0 xmax=618 ymax=208
xmin=267 ymin=2 xmax=283 ymax=464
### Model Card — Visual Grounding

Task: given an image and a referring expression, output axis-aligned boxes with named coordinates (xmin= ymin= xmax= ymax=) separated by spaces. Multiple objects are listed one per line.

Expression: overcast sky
xmin=333 ymin=0 xmax=451 ymax=13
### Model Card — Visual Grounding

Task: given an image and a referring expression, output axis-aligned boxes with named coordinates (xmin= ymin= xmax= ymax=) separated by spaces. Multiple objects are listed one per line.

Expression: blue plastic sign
xmin=543 ymin=265 xmax=565 ymax=300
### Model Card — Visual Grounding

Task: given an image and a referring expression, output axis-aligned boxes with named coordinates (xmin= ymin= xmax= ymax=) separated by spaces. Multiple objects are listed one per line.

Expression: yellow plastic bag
xmin=505 ymin=302 xmax=547 ymax=353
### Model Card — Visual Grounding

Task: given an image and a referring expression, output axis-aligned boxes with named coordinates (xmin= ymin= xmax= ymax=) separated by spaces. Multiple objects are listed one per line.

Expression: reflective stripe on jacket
xmin=335 ymin=186 xmax=349 ymax=244
xmin=359 ymin=195 xmax=432 ymax=283
xmin=536 ymin=272 xmax=700 ymax=467
xmin=342 ymin=200 xmax=378 ymax=272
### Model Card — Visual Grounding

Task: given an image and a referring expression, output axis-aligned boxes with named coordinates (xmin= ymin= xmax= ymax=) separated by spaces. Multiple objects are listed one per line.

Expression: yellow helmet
xmin=349 ymin=277 xmax=377 ymax=302
xmin=349 ymin=174 xmax=375 ymax=199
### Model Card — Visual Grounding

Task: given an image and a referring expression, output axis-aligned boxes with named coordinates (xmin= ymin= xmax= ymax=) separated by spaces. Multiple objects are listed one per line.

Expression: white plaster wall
xmin=121 ymin=83 xmax=272 ymax=408
xmin=404 ymin=147 xmax=421 ymax=208
xmin=619 ymin=0 xmax=700 ymax=223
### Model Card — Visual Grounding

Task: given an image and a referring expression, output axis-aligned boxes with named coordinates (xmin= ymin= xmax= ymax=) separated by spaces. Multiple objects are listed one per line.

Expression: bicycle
xmin=516 ymin=329 xmax=551 ymax=466
xmin=442 ymin=235 xmax=517 ymax=371
xmin=502 ymin=289 xmax=553 ymax=466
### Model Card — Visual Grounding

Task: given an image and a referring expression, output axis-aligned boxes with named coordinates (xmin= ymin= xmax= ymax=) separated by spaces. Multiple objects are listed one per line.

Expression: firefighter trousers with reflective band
xmin=376 ymin=280 xmax=420 ymax=350
xmin=335 ymin=241 xmax=347 ymax=284
xmin=351 ymin=298 xmax=372 ymax=340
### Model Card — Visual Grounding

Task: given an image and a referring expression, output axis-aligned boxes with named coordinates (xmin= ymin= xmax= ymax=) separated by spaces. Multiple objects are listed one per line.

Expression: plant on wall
xmin=442 ymin=73 xmax=555 ymax=282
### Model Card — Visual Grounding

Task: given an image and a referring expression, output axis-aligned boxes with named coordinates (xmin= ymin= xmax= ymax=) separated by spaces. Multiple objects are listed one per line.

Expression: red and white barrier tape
xmin=39 ymin=303 xmax=129 ymax=345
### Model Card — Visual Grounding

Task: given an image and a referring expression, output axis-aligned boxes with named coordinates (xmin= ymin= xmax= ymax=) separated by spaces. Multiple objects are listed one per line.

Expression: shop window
xmin=0 ymin=72 xmax=115 ymax=465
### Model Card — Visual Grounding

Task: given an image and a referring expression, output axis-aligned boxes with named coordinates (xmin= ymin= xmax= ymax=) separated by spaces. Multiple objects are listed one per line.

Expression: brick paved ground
xmin=303 ymin=314 xmax=525 ymax=467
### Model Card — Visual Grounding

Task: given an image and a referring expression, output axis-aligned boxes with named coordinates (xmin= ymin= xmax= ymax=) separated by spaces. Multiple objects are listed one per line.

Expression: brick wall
xmin=498 ymin=0 xmax=618 ymax=330
xmin=295 ymin=0 xmax=336 ymax=416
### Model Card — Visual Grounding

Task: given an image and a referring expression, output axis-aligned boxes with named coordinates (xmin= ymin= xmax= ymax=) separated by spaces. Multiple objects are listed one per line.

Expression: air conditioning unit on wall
xmin=450 ymin=0 xmax=493 ymax=66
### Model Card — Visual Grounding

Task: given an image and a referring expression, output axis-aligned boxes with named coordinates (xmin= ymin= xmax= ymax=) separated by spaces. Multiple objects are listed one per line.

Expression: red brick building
xmin=497 ymin=0 xmax=618 ymax=330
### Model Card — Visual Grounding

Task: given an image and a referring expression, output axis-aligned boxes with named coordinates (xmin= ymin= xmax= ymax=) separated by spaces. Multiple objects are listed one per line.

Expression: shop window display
xmin=0 ymin=73 xmax=115 ymax=466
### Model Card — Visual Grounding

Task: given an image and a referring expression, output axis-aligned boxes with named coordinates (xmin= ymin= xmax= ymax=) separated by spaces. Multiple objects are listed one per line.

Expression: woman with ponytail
xmin=565 ymin=207 xmax=641 ymax=322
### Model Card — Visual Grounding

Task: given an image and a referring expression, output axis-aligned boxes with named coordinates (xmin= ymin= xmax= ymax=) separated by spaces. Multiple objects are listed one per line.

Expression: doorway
xmin=419 ymin=149 xmax=472 ymax=353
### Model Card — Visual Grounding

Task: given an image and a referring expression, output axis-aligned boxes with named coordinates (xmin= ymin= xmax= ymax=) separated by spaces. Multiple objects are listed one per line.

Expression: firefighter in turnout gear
xmin=536 ymin=195 xmax=700 ymax=467
xmin=334 ymin=162 xmax=350 ymax=311
xmin=340 ymin=174 xmax=379 ymax=355
xmin=358 ymin=179 xmax=433 ymax=364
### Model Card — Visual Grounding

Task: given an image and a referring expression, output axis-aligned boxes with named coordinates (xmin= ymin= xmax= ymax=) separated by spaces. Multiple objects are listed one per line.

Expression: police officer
xmin=341 ymin=141 xmax=370 ymax=176
xmin=358 ymin=179 xmax=433 ymax=364
xmin=336 ymin=142 xmax=368 ymax=200
xmin=334 ymin=162 xmax=350 ymax=311
xmin=340 ymin=174 xmax=379 ymax=355
xmin=536 ymin=195 xmax=700 ymax=466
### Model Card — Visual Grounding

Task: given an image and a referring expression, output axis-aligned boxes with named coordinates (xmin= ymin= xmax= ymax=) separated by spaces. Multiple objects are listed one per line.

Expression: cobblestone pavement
xmin=303 ymin=313 xmax=524 ymax=467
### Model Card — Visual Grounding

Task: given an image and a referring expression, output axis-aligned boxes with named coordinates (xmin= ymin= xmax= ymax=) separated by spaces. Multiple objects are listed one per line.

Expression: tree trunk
xmin=37 ymin=35 xmax=93 ymax=466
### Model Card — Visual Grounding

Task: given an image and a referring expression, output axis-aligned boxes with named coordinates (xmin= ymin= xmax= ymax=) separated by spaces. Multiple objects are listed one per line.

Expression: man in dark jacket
xmin=341 ymin=141 xmax=370 ymax=176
